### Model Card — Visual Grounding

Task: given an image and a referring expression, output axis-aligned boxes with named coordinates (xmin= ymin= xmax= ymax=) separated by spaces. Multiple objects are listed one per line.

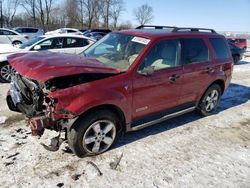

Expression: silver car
xmin=13 ymin=27 xmax=44 ymax=39
xmin=0 ymin=28 xmax=28 ymax=46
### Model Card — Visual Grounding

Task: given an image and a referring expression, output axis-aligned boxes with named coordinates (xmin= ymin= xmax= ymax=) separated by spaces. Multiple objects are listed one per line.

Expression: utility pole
xmin=0 ymin=0 xmax=3 ymax=28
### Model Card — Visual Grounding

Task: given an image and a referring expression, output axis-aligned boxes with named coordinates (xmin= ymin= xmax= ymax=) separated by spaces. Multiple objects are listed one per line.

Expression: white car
xmin=45 ymin=28 xmax=83 ymax=35
xmin=13 ymin=27 xmax=44 ymax=39
xmin=0 ymin=44 xmax=19 ymax=54
xmin=0 ymin=28 xmax=28 ymax=46
xmin=0 ymin=34 xmax=95 ymax=82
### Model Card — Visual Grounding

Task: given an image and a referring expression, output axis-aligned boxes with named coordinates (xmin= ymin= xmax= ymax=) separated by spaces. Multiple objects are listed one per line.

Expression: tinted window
xmin=181 ymin=38 xmax=209 ymax=64
xmin=0 ymin=30 xmax=16 ymax=35
xmin=209 ymin=38 xmax=230 ymax=59
xmin=36 ymin=38 xmax=63 ymax=50
xmin=25 ymin=28 xmax=38 ymax=33
xmin=139 ymin=39 xmax=180 ymax=71
xmin=64 ymin=38 xmax=88 ymax=48
xmin=67 ymin=30 xmax=77 ymax=33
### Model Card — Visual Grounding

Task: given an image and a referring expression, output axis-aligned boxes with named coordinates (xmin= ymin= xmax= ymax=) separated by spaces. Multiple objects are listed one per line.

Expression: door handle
xmin=169 ymin=74 xmax=180 ymax=83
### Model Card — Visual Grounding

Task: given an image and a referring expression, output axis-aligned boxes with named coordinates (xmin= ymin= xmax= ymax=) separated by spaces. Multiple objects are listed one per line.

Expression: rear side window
xmin=181 ymin=38 xmax=209 ymax=64
xmin=209 ymin=38 xmax=230 ymax=59
xmin=64 ymin=38 xmax=89 ymax=48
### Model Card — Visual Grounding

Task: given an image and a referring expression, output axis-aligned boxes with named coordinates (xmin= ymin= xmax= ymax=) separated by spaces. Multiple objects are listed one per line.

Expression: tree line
xmin=0 ymin=0 xmax=154 ymax=31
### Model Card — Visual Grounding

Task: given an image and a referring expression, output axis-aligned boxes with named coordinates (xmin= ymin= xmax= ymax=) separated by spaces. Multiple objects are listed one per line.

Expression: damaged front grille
xmin=9 ymin=74 xmax=45 ymax=117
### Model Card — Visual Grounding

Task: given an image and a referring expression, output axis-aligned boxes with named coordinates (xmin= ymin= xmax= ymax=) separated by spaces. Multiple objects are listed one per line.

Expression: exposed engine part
xmin=10 ymin=74 xmax=45 ymax=117
xmin=29 ymin=115 xmax=56 ymax=136
xmin=45 ymin=73 xmax=115 ymax=91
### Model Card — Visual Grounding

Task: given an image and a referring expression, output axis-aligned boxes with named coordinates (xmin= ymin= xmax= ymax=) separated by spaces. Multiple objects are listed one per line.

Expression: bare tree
xmin=21 ymin=0 xmax=36 ymax=26
xmin=110 ymin=0 xmax=124 ymax=29
xmin=44 ymin=0 xmax=53 ymax=30
xmin=3 ymin=0 xmax=20 ymax=27
xmin=100 ymin=0 xmax=112 ymax=28
xmin=36 ymin=0 xmax=53 ymax=30
xmin=134 ymin=4 xmax=153 ymax=25
xmin=80 ymin=0 xmax=99 ymax=29
xmin=0 ymin=0 xmax=3 ymax=27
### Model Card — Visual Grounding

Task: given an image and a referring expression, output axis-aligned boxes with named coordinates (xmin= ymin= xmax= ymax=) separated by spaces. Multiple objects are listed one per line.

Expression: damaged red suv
xmin=7 ymin=25 xmax=233 ymax=157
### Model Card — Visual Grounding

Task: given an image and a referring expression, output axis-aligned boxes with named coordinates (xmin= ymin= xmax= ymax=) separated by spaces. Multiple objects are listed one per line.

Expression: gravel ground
xmin=0 ymin=58 xmax=250 ymax=188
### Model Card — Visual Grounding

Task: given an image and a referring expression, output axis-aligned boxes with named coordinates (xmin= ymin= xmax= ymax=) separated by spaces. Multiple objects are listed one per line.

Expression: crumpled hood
xmin=8 ymin=52 xmax=120 ymax=82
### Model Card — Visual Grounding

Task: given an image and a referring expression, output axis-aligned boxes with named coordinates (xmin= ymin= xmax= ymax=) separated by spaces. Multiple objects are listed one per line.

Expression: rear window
xmin=181 ymin=38 xmax=209 ymax=64
xmin=209 ymin=38 xmax=230 ymax=59
xmin=18 ymin=28 xmax=38 ymax=33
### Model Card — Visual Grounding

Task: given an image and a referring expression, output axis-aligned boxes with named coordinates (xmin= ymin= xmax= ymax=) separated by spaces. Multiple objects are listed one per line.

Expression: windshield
xmin=84 ymin=33 xmax=150 ymax=71
xmin=19 ymin=36 xmax=45 ymax=49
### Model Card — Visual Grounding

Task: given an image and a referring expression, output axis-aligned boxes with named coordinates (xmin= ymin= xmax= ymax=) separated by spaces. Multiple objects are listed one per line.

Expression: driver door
xmin=132 ymin=39 xmax=183 ymax=122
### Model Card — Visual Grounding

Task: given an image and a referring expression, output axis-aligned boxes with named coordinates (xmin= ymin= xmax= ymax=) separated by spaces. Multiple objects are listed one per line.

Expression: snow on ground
xmin=0 ymin=58 xmax=250 ymax=188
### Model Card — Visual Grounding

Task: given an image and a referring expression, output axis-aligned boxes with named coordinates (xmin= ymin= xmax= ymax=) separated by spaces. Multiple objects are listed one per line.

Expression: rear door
xmin=179 ymin=37 xmax=215 ymax=105
xmin=132 ymin=39 xmax=183 ymax=121
xmin=0 ymin=29 xmax=17 ymax=44
xmin=63 ymin=37 xmax=89 ymax=54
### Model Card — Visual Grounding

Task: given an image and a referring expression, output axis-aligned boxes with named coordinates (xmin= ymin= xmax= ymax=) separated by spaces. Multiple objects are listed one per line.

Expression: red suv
xmin=227 ymin=37 xmax=247 ymax=50
xmin=7 ymin=26 xmax=233 ymax=157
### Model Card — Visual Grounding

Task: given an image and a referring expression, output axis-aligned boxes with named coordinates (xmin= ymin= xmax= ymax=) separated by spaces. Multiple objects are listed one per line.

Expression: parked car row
xmin=0 ymin=34 xmax=95 ymax=82
xmin=5 ymin=25 xmax=233 ymax=157
xmin=0 ymin=27 xmax=110 ymax=47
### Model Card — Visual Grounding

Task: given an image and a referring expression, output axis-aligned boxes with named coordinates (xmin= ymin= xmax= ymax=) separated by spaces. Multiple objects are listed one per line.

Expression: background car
xmin=0 ymin=34 xmax=95 ymax=82
xmin=13 ymin=27 xmax=44 ymax=39
xmin=0 ymin=44 xmax=19 ymax=54
xmin=0 ymin=28 xmax=28 ymax=46
xmin=83 ymin=29 xmax=111 ymax=36
xmin=229 ymin=42 xmax=245 ymax=63
xmin=83 ymin=31 xmax=107 ymax=40
xmin=227 ymin=38 xmax=247 ymax=50
xmin=45 ymin=28 xmax=83 ymax=35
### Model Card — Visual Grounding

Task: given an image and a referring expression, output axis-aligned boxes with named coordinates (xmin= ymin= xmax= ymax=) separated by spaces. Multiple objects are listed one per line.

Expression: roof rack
xmin=172 ymin=27 xmax=216 ymax=33
xmin=136 ymin=25 xmax=216 ymax=33
xmin=136 ymin=25 xmax=177 ymax=29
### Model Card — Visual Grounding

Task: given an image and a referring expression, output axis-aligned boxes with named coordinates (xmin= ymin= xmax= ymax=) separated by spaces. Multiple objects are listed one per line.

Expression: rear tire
xmin=197 ymin=84 xmax=222 ymax=116
xmin=68 ymin=110 xmax=120 ymax=158
xmin=0 ymin=62 xmax=16 ymax=83
xmin=12 ymin=41 xmax=22 ymax=46
xmin=233 ymin=55 xmax=240 ymax=64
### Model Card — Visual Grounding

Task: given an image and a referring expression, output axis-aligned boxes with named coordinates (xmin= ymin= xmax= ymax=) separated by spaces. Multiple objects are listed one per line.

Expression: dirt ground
xmin=0 ymin=58 xmax=250 ymax=188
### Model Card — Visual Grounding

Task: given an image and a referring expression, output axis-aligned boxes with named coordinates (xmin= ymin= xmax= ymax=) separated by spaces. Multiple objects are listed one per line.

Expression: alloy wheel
xmin=205 ymin=89 xmax=219 ymax=112
xmin=82 ymin=120 xmax=116 ymax=154
xmin=0 ymin=64 xmax=16 ymax=82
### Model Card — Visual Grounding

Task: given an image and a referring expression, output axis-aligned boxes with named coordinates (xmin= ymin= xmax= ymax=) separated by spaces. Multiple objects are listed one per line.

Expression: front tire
xmin=197 ymin=84 xmax=222 ymax=116
xmin=68 ymin=110 xmax=120 ymax=157
xmin=0 ymin=62 xmax=16 ymax=83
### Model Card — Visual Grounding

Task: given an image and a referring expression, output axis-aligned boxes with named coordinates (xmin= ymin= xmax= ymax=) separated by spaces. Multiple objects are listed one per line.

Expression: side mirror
xmin=33 ymin=45 xmax=41 ymax=50
xmin=139 ymin=66 xmax=154 ymax=76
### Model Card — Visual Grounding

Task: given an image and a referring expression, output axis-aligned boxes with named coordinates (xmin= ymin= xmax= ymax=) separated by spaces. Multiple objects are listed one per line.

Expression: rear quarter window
xmin=181 ymin=38 xmax=209 ymax=64
xmin=209 ymin=38 xmax=231 ymax=59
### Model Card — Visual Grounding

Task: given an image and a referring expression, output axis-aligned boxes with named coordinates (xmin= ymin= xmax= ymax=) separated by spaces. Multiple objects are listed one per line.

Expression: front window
xmin=19 ymin=36 xmax=45 ymax=49
xmin=84 ymin=33 xmax=150 ymax=71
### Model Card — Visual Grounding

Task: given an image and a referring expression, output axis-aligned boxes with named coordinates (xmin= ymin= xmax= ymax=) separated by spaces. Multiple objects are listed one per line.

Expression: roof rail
xmin=136 ymin=25 xmax=177 ymax=29
xmin=136 ymin=25 xmax=216 ymax=33
xmin=172 ymin=27 xmax=216 ymax=33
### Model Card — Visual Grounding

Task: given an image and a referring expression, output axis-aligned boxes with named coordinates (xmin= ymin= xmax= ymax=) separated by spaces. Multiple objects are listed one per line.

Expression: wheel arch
xmin=75 ymin=104 xmax=126 ymax=132
xmin=198 ymin=79 xmax=225 ymax=106
xmin=12 ymin=40 xmax=22 ymax=44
